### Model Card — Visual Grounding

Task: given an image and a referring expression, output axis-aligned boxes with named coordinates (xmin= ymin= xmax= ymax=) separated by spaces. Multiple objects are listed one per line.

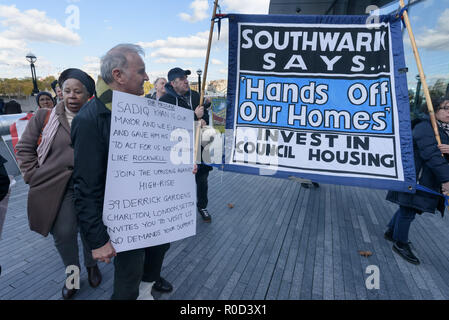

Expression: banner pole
xmin=194 ymin=0 xmax=219 ymax=164
xmin=399 ymin=0 xmax=441 ymax=145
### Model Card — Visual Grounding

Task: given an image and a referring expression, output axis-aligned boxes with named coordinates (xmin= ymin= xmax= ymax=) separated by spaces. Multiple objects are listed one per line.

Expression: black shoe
xmin=152 ymin=277 xmax=173 ymax=293
xmin=62 ymin=283 xmax=78 ymax=300
xmin=87 ymin=265 xmax=102 ymax=288
xmin=393 ymin=241 xmax=420 ymax=265
xmin=301 ymin=183 xmax=310 ymax=189
xmin=384 ymin=229 xmax=394 ymax=242
xmin=198 ymin=208 xmax=211 ymax=222
xmin=384 ymin=229 xmax=413 ymax=246
xmin=312 ymin=182 xmax=320 ymax=188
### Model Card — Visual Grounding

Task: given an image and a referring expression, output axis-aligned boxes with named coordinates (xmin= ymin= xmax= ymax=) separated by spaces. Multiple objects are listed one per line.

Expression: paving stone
xmin=2 ymin=171 xmax=449 ymax=300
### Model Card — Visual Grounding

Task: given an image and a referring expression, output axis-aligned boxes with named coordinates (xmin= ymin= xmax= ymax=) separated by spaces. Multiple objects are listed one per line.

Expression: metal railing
xmin=0 ymin=113 xmax=28 ymax=136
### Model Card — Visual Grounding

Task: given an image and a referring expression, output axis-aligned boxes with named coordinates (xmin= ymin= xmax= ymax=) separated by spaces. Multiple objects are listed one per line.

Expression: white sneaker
xmin=137 ymin=281 xmax=155 ymax=300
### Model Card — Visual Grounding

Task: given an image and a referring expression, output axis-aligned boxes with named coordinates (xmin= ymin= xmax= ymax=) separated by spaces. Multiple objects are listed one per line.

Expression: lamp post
xmin=26 ymin=53 xmax=39 ymax=96
xmin=197 ymin=69 xmax=202 ymax=95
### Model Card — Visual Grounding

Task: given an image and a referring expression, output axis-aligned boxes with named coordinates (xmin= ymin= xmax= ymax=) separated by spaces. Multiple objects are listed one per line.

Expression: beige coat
xmin=16 ymin=102 xmax=74 ymax=236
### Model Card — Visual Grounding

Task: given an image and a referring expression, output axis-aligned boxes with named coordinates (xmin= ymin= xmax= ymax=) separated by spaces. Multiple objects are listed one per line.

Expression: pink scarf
xmin=438 ymin=120 xmax=449 ymax=138
xmin=36 ymin=107 xmax=60 ymax=166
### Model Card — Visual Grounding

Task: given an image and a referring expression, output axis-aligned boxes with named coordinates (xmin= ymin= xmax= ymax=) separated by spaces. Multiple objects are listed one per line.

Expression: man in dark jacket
xmin=71 ymin=44 xmax=173 ymax=300
xmin=0 ymin=155 xmax=10 ymax=276
xmin=160 ymin=67 xmax=213 ymax=222
xmin=0 ymin=156 xmax=8 ymax=203
xmin=385 ymin=96 xmax=449 ymax=265
xmin=0 ymin=98 xmax=5 ymax=115
xmin=3 ymin=100 xmax=22 ymax=114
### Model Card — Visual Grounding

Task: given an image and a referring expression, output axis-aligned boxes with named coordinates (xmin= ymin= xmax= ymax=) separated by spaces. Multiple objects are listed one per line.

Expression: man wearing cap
xmin=160 ymin=68 xmax=213 ymax=222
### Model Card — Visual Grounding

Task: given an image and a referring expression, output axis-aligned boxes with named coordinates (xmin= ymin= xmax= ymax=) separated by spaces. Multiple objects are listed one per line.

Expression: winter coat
xmin=15 ymin=102 xmax=75 ymax=236
xmin=0 ymin=156 xmax=9 ymax=202
xmin=145 ymin=92 xmax=157 ymax=100
xmin=0 ymin=155 xmax=10 ymax=238
xmin=160 ymin=85 xmax=209 ymax=124
xmin=386 ymin=117 xmax=449 ymax=215
xmin=71 ymin=92 xmax=111 ymax=250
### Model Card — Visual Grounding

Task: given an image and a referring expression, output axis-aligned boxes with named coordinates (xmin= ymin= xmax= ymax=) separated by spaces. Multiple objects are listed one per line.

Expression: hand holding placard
xmin=92 ymin=241 xmax=117 ymax=264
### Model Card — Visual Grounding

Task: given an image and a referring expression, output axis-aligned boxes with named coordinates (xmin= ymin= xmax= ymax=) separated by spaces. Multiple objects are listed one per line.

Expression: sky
xmin=0 ymin=0 xmax=448 ymax=88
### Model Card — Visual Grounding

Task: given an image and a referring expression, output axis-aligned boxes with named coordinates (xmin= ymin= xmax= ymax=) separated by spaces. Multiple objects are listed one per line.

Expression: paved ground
xmin=1 ymin=170 xmax=449 ymax=300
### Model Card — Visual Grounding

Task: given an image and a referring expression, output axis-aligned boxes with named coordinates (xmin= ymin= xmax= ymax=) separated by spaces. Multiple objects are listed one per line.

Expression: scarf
xmin=36 ymin=107 xmax=59 ymax=166
xmin=96 ymin=77 xmax=113 ymax=111
xmin=65 ymin=106 xmax=76 ymax=127
xmin=438 ymin=120 xmax=449 ymax=138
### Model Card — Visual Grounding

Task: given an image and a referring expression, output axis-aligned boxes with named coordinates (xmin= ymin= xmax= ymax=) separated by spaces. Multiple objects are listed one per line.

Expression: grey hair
xmin=154 ymin=77 xmax=167 ymax=86
xmin=100 ymin=43 xmax=145 ymax=84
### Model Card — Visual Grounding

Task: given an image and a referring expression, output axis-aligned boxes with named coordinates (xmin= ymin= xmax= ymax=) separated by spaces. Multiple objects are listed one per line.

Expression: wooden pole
xmin=194 ymin=0 xmax=219 ymax=163
xmin=399 ymin=0 xmax=441 ymax=145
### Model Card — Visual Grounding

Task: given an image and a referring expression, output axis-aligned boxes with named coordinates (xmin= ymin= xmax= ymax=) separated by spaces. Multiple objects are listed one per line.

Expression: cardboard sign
xmin=103 ymin=91 xmax=196 ymax=252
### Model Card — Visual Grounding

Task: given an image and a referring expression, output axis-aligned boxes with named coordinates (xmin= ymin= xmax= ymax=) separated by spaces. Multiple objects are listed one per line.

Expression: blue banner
xmin=223 ymin=14 xmax=416 ymax=193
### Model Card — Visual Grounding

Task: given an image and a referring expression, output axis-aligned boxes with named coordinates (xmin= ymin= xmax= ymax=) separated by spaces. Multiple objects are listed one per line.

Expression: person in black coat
xmin=0 ymin=98 xmax=5 ymax=115
xmin=3 ymin=100 xmax=22 ymax=114
xmin=159 ymin=67 xmax=213 ymax=222
xmin=385 ymin=96 xmax=449 ymax=265
xmin=0 ymin=155 xmax=10 ymax=276
xmin=0 ymin=156 xmax=8 ymax=203
xmin=72 ymin=44 xmax=174 ymax=299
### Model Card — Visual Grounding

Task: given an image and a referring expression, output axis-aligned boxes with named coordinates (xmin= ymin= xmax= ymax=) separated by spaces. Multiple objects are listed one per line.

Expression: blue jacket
xmin=386 ymin=117 xmax=449 ymax=215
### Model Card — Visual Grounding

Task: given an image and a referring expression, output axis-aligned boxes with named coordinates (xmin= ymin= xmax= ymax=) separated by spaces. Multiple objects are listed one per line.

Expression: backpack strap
xmin=37 ymin=109 xmax=52 ymax=146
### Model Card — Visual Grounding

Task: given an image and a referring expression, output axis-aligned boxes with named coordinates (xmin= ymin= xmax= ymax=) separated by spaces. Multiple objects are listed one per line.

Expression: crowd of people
xmin=0 ymin=78 xmax=74 ymax=116
xmin=0 ymin=43 xmax=214 ymax=300
xmin=0 ymin=99 xmax=22 ymax=115
xmin=1 ymin=42 xmax=449 ymax=299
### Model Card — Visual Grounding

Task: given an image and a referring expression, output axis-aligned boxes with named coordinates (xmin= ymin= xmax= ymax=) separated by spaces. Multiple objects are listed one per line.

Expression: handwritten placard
xmin=103 ymin=91 xmax=196 ymax=253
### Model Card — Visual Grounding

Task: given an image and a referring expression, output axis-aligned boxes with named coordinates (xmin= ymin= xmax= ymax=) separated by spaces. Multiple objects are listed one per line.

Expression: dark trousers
xmin=51 ymin=184 xmax=96 ymax=269
xmin=387 ymin=206 xmax=416 ymax=244
xmin=196 ymin=169 xmax=209 ymax=209
xmin=111 ymin=243 xmax=170 ymax=300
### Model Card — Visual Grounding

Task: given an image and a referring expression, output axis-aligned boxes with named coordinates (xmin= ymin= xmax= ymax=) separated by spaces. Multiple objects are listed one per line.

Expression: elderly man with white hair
xmin=71 ymin=44 xmax=174 ymax=300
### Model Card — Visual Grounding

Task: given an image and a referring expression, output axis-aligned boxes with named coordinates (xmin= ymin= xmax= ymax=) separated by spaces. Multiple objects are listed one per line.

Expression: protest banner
xmin=103 ymin=91 xmax=196 ymax=253
xmin=223 ymin=13 xmax=416 ymax=192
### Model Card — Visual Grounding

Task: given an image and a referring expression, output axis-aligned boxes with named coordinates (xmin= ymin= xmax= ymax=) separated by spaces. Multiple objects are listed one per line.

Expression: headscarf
xmin=58 ymin=68 xmax=96 ymax=97
xmin=35 ymin=91 xmax=54 ymax=108
xmin=37 ymin=68 xmax=95 ymax=166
